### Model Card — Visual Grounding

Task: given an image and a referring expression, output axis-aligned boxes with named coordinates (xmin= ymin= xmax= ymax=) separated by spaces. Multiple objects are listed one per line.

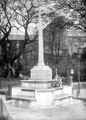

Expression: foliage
xmin=59 ymin=0 xmax=86 ymax=32
xmin=0 ymin=0 xmax=38 ymax=77
xmin=0 ymin=0 xmax=63 ymax=77
xmin=44 ymin=15 xmax=70 ymax=62
xmin=1 ymin=0 xmax=86 ymax=78
xmin=48 ymin=0 xmax=86 ymax=33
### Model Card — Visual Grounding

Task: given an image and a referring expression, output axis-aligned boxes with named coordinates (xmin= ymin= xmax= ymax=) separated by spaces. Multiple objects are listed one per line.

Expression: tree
xmin=54 ymin=0 xmax=86 ymax=32
xmin=0 ymin=0 xmax=38 ymax=77
xmin=0 ymin=0 xmax=53 ymax=77
xmin=44 ymin=16 xmax=66 ymax=62
xmin=0 ymin=0 xmax=18 ymax=77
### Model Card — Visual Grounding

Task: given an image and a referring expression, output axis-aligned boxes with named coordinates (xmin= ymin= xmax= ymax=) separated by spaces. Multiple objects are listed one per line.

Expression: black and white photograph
xmin=0 ymin=0 xmax=86 ymax=120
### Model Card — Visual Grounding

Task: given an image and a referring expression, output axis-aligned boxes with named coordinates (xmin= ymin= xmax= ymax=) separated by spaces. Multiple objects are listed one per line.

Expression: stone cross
xmin=31 ymin=2 xmax=52 ymax=80
xmin=38 ymin=6 xmax=45 ymax=66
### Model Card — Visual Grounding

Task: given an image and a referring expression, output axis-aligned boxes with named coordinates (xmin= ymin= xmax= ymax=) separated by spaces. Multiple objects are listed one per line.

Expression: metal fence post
xmin=0 ymin=99 xmax=3 ymax=117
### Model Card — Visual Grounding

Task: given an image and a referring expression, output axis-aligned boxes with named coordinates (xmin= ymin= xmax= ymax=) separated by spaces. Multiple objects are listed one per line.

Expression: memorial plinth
xmin=31 ymin=65 xmax=52 ymax=80
xmin=21 ymin=65 xmax=53 ymax=90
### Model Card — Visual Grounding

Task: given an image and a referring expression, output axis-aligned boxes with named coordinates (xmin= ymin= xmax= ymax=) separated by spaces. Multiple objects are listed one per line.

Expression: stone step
xmin=55 ymin=94 xmax=72 ymax=99
xmin=12 ymin=93 xmax=72 ymax=108
xmin=11 ymin=86 xmax=72 ymax=108
xmin=54 ymin=94 xmax=72 ymax=106
xmin=21 ymin=79 xmax=56 ymax=89
xmin=12 ymin=93 xmax=71 ymax=101
xmin=12 ymin=95 xmax=36 ymax=107
xmin=21 ymin=86 xmax=63 ymax=91
xmin=12 ymin=95 xmax=36 ymax=101
xmin=21 ymin=87 xmax=63 ymax=97
xmin=21 ymin=87 xmax=36 ymax=91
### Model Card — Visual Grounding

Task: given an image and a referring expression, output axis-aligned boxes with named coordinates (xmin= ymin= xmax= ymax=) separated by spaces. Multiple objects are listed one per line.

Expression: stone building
xmin=0 ymin=25 xmax=86 ymax=77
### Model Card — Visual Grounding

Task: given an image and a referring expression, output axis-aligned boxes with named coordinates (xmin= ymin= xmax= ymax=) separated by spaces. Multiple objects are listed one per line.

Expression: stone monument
xmin=11 ymin=3 xmax=73 ymax=108
xmin=31 ymin=6 xmax=52 ymax=81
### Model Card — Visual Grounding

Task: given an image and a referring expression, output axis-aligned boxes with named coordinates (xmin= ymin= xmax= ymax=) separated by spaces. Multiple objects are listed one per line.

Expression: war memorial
xmin=11 ymin=4 xmax=73 ymax=108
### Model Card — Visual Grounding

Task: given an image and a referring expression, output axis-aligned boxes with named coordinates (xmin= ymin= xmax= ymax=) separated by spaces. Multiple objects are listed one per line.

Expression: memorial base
xmin=12 ymin=83 xmax=73 ymax=108
xmin=11 ymin=65 xmax=73 ymax=108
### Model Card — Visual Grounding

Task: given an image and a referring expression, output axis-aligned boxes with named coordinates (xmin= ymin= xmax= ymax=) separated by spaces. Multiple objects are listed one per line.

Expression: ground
xmin=0 ymin=84 xmax=86 ymax=120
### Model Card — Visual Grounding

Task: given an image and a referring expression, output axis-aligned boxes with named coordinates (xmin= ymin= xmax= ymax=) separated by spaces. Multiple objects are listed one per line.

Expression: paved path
xmin=3 ymin=99 xmax=86 ymax=120
xmin=0 ymin=88 xmax=86 ymax=120
xmin=0 ymin=86 xmax=86 ymax=120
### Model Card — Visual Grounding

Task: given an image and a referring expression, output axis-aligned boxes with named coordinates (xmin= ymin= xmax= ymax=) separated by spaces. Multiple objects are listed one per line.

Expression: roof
xmin=0 ymin=34 xmax=36 ymax=41
xmin=9 ymin=34 xmax=25 ymax=40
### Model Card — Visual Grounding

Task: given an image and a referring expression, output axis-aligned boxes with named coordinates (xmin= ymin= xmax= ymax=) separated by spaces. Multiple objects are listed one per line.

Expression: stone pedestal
xmin=12 ymin=85 xmax=73 ymax=108
xmin=21 ymin=80 xmax=55 ymax=89
xmin=31 ymin=65 xmax=52 ymax=80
